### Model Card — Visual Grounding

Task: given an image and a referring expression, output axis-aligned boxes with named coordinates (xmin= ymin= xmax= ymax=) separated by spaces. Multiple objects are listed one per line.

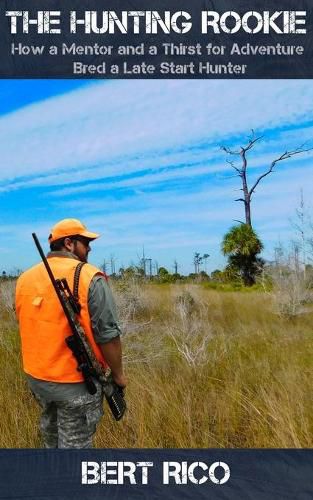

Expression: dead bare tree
xmin=173 ymin=259 xmax=178 ymax=274
xmin=221 ymin=131 xmax=312 ymax=227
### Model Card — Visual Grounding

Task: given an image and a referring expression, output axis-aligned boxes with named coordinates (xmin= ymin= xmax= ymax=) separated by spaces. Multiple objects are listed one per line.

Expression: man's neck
xmin=47 ymin=250 xmax=80 ymax=261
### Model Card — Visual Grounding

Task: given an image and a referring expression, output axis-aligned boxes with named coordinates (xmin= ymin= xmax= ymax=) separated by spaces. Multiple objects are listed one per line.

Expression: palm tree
xmin=222 ymin=224 xmax=264 ymax=286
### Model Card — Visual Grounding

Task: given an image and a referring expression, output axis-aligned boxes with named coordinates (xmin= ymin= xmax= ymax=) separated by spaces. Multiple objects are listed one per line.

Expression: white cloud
xmin=1 ymin=80 xmax=313 ymax=187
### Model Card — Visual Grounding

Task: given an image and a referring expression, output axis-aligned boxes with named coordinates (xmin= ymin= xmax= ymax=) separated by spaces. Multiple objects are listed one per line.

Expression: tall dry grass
xmin=0 ymin=279 xmax=312 ymax=448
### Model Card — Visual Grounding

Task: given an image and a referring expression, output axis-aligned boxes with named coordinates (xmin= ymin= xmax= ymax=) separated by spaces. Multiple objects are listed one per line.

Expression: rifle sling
xmin=73 ymin=261 xmax=86 ymax=309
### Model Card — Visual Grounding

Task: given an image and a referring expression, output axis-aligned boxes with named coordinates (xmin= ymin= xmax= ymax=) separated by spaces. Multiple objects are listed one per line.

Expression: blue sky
xmin=0 ymin=79 xmax=312 ymax=275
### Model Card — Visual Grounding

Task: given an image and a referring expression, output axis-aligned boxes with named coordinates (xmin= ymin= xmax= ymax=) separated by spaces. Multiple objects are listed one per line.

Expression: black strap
xmin=73 ymin=262 xmax=86 ymax=307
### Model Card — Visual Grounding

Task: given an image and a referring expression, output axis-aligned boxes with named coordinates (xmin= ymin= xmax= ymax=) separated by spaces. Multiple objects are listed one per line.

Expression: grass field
xmin=0 ymin=279 xmax=312 ymax=448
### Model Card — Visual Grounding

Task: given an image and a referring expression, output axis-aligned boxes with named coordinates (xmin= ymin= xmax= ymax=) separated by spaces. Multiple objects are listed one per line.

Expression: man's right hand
xmin=112 ymin=373 xmax=127 ymax=389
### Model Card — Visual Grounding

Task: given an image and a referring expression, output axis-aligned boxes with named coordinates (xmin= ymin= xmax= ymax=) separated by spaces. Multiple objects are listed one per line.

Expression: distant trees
xmin=193 ymin=253 xmax=201 ymax=274
xmin=210 ymin=269 xmax=223 ymax=281
xmin=158 ymin=266 xmax=169 ymax=280
xmin=0 ymin=269 xmax=22 ymax=279
xmin=157 ymin=266 xmax=183 ymax=283
xmin=222 ymin=224 xmax=264 ymax=286
xmin=193 ymin=252 xmax=210 ymax=274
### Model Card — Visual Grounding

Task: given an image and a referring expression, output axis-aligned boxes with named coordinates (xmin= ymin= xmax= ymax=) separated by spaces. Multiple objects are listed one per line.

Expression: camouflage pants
xmin=34 ymin=386 xmax=104 ymax=448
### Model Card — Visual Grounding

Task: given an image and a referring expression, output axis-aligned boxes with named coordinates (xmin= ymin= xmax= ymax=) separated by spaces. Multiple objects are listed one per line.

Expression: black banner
xmin=0 ymin=0 xmax=312 ymax=78
xmin=0 ymin=449 xmax=312 ymax=499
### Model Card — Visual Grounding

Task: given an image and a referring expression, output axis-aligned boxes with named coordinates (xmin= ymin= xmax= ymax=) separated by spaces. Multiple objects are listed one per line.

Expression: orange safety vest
xmin=15 ymin=256 xmax=108 ymax=383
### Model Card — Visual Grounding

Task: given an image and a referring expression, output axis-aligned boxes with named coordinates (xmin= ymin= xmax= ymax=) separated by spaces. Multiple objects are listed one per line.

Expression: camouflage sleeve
xmin=88 ymin=275 xmax=121 ymax=344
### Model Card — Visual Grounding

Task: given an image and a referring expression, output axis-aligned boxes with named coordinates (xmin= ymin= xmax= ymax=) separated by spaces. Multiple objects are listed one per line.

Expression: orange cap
xmin=48 ymin=218 xmax=99 ymax=243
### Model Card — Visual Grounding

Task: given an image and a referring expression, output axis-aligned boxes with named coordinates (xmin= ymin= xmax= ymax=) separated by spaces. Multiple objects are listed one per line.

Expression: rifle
xmin=32 ymin=232 xmax=126 ymax=421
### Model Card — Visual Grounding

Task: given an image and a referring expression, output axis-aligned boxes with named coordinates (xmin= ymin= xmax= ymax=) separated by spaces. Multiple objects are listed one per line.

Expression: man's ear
xmin=63 ymin=237 xmax=73 ymax=252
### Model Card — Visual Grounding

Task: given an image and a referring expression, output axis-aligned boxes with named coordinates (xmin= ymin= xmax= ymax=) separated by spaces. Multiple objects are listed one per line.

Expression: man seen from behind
xmin=15 ymin=218 xmax=126 ymax=448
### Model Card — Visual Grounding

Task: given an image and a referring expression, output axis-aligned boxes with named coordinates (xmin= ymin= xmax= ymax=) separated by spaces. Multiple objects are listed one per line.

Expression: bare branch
xmin=220 ymin=145 xmax=240 ymax=155
xmin=242 ymin=135 xmax=263 ymax=153
xmin=222 ymin=133 xmax=263 ymax=157
xmin=226 ymin=158 xmax=242 ymax=175
xmin=249 ymin=146 xmax=313 ymax=196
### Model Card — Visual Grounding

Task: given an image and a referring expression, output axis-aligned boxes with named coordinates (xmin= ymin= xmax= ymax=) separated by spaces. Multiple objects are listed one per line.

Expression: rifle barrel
xmin=32 ymin=233 xmax=79 ymax=335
